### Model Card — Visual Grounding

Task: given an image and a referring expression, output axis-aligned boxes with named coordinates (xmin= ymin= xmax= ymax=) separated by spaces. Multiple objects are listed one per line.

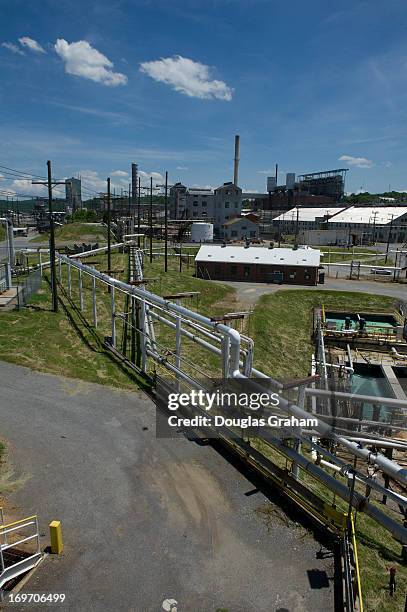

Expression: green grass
xmin=30 ymin=222 xmax=108 ymax=244
xmin=0 ymin=225 xmax=5 ymax=241
xmin=251 ymin=290 xmax=395 ymax=380
xmin=0 ymin=249 xmax=234 ymax=388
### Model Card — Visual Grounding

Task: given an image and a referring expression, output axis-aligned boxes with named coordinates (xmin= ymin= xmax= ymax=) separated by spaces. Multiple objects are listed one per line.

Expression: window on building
xmin=243 ymin=266 xmax=250 ymax=278
xmin=225 ymin=215 xmax=229 ymax=220
xmin=250 ymin=231 xmax=256 ymax=237
xmin=231 ymin=230 xmax=237 ymax=237
xmin=225 ymin=203 xmax=230 ymax=208
xmin=231 ymin=265 xmax=237 ymax=274
xmin=241 ymin=226 xmax=247 ymax=230
xmin=193 ymin=201 xmax=198 ymax=206
xmin=289 ymin=272 xmax=296 ymax=279
xmin=202 ymin=202 xmax=207 ymax=207
xmin=193 ymin=211 xmax=198 ymax=217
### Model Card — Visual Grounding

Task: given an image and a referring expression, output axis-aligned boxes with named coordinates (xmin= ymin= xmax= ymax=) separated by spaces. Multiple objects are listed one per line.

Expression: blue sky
xmin=1 ymin=0 xmax=407 ymax=198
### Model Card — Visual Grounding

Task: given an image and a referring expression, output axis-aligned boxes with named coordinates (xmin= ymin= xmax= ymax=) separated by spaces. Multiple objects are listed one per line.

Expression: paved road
xmin=0 ymin=362 xmax=333 ymax=612
xmin=218 ymin=277 xmax=407 ymax=306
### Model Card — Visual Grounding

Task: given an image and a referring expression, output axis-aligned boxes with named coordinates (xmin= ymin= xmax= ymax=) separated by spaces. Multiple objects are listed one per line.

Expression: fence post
xmin=92 ymin=276 xmax=97 ymax=328
xmin=111 ymin=285 xmax=116 ymax=347
xmin=58 ymin=257 xmax=62 ymax=282
xmin=292 ymin=384 xmax=306 ymax=480
xmin=78 ymin=269 xmax=83 ymax=311
xmin=140 ymin=298 xmax=147 ymax=372
xmin=5 ymin=262 xmax=11 ymax=289
xmin=67 ymin=263 xmax=71 ymax=297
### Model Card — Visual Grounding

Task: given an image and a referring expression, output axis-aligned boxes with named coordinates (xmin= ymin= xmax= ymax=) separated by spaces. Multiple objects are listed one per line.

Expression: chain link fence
xmin=16 ymin=268 xmax=42 ymax=309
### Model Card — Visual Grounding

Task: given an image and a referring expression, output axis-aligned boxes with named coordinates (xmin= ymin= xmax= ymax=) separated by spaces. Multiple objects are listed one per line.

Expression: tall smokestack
xmin=131 ymin=162 xmax=138 ymax=204
xmin=233 ymin=135 xmax=240 ymax=186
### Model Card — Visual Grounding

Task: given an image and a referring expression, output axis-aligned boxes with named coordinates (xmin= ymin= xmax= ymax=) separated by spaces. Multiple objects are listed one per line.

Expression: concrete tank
xmin=191 ymin=222 xmax=213 ymax=243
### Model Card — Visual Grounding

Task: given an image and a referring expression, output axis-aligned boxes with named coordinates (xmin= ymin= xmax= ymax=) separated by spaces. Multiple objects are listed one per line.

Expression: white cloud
xmin=339 ymin=154 xmax=373 ymax=168
xmin=19 ymin=36 xmax=46 ymax=54
xmin=176 ymin=166 xmax=188 ymax=170
xmin=54 ymin=39 xmax=127 ymax=87
xmin=140 ymin=55 xmax=233 ymax=100
xmin=1 ymin=42 xmax=25 ymax=55
xmin=139 ymin=170 xmax=164 ymax=186
xmin=111 ymin=170 xmax=129 ymax=177
xmin=9 ymin=179 xmax=50 ymax=197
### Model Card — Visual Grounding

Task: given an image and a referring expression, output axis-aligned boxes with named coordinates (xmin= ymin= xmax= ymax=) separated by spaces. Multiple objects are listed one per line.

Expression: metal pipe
xmin=57 ymin=254 xmax=242 ymax=370
xmin=307 ymin=438 xmax=407 ymax=508
xmin=262 ymin=433 xmax=407 ymax=543
xmin=306 ymin=387 xmax=407 ymax=411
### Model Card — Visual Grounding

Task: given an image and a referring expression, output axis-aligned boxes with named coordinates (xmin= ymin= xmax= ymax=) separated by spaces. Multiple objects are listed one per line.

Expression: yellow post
xmin=49 ymin=520 xmax=63 ymax=554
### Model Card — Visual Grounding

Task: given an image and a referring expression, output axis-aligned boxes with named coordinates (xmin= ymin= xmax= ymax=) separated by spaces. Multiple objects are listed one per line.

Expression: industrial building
xmin=65 ymin=177 xmax=82 ymax=213
xmin=195 ymin=245 xmax=321 ymax=285
xmin=273 ymin=206 xmax=407 ymax=243
xmin=221 ymin=216 xmax=259 ymax=241
xmin=170 ymin=181 xmax=243 ymax=237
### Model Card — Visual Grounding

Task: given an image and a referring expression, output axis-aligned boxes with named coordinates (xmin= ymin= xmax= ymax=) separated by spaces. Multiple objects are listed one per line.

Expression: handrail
xmin=0 ymin=515 xmax=37 ymax=531
xmin=350 ymin=514 xmax=364 ymax=612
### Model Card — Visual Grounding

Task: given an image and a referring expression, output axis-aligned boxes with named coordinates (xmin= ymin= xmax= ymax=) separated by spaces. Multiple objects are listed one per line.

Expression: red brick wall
xmin=196 ymin=261 xmax=318 ymax=285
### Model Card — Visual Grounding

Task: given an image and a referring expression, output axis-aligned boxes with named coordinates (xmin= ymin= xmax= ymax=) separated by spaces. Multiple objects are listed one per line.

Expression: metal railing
xmin=0 ymin=513 xmax=42 ymax=589
xmin=54 ymin=248 xmax=407 ymax=547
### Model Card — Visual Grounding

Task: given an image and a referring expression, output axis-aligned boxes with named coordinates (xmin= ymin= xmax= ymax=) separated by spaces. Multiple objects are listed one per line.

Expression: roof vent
xmin=293 ymin=244 xmax=298 ymax=250
xmin=221 ymin=242 xmax=226 ymax=248
xmin=244 ymin=241 xmax=250 ymax=249
xmin=268 ymin=241 xmax=274 ymax=249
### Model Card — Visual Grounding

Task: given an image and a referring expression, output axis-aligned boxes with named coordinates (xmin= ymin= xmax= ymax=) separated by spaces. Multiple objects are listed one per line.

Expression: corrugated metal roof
xmin=273 ymin=207 xmax=345 ymax=222
xmin=195 ymin=245 xmax=321 ymax=267
xmin=329 ymin=206 xmax=407 ymax=225
xmin=273 ymin=205 xmax=407 ymax=225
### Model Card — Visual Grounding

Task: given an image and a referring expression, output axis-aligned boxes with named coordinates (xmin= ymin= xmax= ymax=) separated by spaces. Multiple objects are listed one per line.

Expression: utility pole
xmin=107 ymin=177 xmax=111 ymax=273
xmin=16 ymin=197 xmax=20 ymax=227
xmin=32 ymin=160 xmax=65 ymax=313
xmin=164 ymin=171 xmax=168 ymax=272
xmin=149 ymin=176 xmax=153 ymax=264
xmin=385 ymin=214 xmax=394 ymax=264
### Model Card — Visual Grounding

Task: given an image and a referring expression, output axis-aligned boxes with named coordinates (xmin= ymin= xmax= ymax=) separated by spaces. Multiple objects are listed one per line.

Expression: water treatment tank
xmin=191 ymin=222 xmax=214 ymax=243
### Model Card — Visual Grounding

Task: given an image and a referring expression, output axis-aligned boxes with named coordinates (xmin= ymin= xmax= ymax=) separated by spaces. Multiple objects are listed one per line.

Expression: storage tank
xmin=191 ymin=222 xmax=214 ymax=243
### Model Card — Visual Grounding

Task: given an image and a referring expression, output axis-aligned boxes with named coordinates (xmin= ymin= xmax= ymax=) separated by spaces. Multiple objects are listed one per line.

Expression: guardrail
xmin=0 ymin=513 xmax=42 ymax=589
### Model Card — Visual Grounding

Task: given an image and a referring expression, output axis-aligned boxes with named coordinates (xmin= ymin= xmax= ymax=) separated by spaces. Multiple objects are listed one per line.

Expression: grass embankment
xmin=0 ymin=225 xmax=5 ymax=241
xmin=251 ymin=290 xmax=395 ymax=379
xmin=0 ymin=250 xmax=233 ymax=388
xmin=30 ymin=222 xmax=108 ymax=244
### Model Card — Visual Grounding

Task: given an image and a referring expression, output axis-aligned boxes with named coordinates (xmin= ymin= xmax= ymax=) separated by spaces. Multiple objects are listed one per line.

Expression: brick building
xmin=195 ymin=245 xmax=321 ymax=285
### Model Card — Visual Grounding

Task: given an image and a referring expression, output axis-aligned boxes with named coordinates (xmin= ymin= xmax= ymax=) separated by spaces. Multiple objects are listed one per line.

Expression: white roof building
xmin=328 ymin=206 xmax=407 ymax=225
xmin=195 ymin=245 xmax=321 ymax=267
xmin=274 ymin=206 xmax=407 ymax=226
xmin=273 ymin=207 xmax=345 ymax=223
